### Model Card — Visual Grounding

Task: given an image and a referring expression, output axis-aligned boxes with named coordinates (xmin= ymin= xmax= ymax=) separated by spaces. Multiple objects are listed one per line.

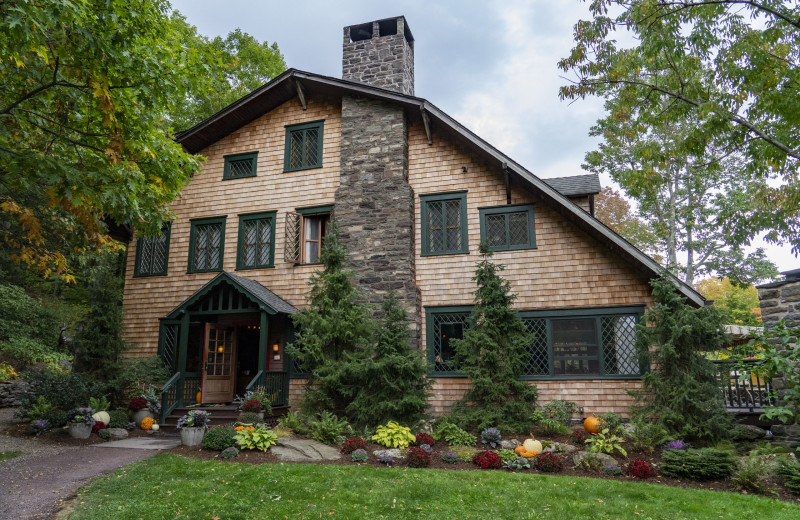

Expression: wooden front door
xmin=201 ymin=324 xmax=236 ymax=403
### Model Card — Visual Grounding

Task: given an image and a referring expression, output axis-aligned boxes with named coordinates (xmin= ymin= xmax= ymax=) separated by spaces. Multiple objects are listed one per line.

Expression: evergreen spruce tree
xmin=450 ymin=243 xmax=539 ymax=433
xmin=629 ymin=275 xmax=733 ymax=443
xmin=287 ymin=221 xmax=375 ymax=416
xmin=345 ymin=291 xmax=431 ymax=428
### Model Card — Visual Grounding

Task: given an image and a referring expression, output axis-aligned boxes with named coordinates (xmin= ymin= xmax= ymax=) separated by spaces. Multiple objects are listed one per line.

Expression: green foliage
xmin=586 ymin=428 xmax=628 ymax=458
xmin=594 ymin=187 xmax=660 ymax=259
xmin=0 ymin=362 xmax=17 ymax=381
xmin=453 ymin=446 xmax=479 ymax=462
xmin=372 ymin=421 xmax=416 ymax=449
xmin=542 ymin=400 xmax=578 ymax=424
xmin=697 ymin=277 xmax=762 ymax=326
xmin=350 ymin=449 xmax=368 ymax=463
xmin=279 ymin=411 xmax=309 ymax=435
xmin=344 ymin=291 xmax=431 ymax=429
xmin=89 ymin=396 xmax=110 ymax=413
xmin=42 ymin=408 xmax=68 ymax=428
xmin=109 ymin=356 xmax=170 ymax=406
xmin=624 ymin=418 xmax=669 ymax=454
xmin=234 ymin=426 xmax=279 ymax=452
xmin=248 ymin=387 xmax=273 ymax=417
xmin=531 ymin=408 xmax=571 ymax=435
xmin=0 ymin=284 xmax=69 ymax=371
xmin=238 ymin=412 xmax=264 ymax=426
xmin=732 ymin=456 xmax=779 ymax=496
xmin=222 ymin=447 xmax=238 ymax=459
xmin=433 ymin=420 xmax=476 ymax=447
xmin=107 ymin=410 xmax=129 ymax=429
xmin=287 ymin=222 xmax=376 ymax=417
xmin=597 ymin=412 xmax=624 ymax=436
xmin=738 ymin=320 xmax=800 ymax=424
xmin=497 ymin=449 xmax=518 ymax=464
xmin=449 ymin=244 xmax=539 ymax=434
xmin=309 ymin=411 xmax=351 ymax=446
xmin=506 ymin=457 xmax=530 ymax=471
xmin=777 ymin=458 xmax=800 ymax=495
xmin=661 ymin=448 xmax=736 ymax=481
xmin=749 ymin=443 xmax=793 ymax=457
xmin=629 ymin=276 xmax=733 ymax=443
xmin=97 ymin=429 xmax=111 ymax=440
xmin=203 ymin=425 xmax=237 ymax=452
xmin=28 ymin=396 xmax=53 ymax=420
xmin=559 ymin=0 xmax=800 ymax=255
xmin=18 ymin=369 xmax=107 ymax=417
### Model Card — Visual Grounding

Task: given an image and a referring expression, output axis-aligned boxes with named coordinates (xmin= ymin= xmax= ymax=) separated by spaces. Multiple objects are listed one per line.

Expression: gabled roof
xmin=166 ymin=271 xmax=297 ymax=319
xmin=543 ymin=174 xmax=601 ymax=197
xmin=175 ymin=69 xmax=705 ymax=307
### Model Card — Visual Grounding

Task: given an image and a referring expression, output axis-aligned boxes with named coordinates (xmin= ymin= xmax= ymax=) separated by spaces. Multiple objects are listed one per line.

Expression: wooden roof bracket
xmin=502 ymin=162 xmax=512 ymax=204
xmin=420 ymin=105 xmax=433 ymax=145
xmin=295 ymin=79 xmax=307 ymax=110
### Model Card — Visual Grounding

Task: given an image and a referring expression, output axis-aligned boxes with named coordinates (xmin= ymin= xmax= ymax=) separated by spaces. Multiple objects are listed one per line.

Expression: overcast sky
xmin=170 ymin=0 xmax=797 ymax=273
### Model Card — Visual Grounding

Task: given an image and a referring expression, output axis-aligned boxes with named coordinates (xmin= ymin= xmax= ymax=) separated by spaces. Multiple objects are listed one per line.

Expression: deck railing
xmin=246 ymin=370 xmax=289 ymax=408
xmin=714 ymin=360 xmax=773 ymax=413
xmin=159 ymin=372 xmax=202 ymax=423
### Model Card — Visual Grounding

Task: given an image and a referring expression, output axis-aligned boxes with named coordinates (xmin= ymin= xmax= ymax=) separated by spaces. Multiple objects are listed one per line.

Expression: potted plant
xmin=240 ymin=399 xmax=264 ymax=420
xmin=250 ymin=387 xmax=273 ymax=418
xmin=177 ymin=410 xmax=211 ymax=446
xmin=67 ymin=407 xmax=96 ymax=439
xmin=129 ymin=396 xmax=152 ymax=425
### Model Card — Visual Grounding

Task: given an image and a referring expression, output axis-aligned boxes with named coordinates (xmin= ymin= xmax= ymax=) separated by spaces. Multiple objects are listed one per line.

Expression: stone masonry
xmin=342 ymin=17 xmax=415 ymax=96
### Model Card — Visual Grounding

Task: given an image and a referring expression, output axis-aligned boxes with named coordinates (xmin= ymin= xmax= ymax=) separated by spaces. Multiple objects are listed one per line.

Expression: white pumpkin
xmin=92 ymin=411 xmax=110 ymax=425
xmin=523 ymin=437 xmax=542 ymax=455
xmin=151 ymin=423 xmax=160 ymax=432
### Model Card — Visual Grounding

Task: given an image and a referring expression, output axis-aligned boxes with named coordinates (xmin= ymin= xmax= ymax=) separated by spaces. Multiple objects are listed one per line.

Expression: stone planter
xmin=238 ymin=411 xmax=265 ymax=422
xmin=132 ymin=409 xmax=154 ymax=426
xmin=68 ymin=422 xmax=92 ymax=439
xmin=181 ymin=427 xmax=205 ymax=446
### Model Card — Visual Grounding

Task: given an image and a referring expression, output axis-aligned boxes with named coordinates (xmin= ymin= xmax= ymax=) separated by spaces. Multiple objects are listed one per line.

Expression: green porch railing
xmin=159 ymin=372 xmax=203 ymax=424
xmin=246 ymin=370 xmax=289 ymax=408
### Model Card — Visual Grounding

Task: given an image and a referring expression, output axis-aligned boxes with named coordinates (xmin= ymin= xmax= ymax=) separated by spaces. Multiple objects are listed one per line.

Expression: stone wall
xmin=342 ymin=17 xmax=414 ymax=96
xmin=0 ymin=380 xmax=28 ymax=408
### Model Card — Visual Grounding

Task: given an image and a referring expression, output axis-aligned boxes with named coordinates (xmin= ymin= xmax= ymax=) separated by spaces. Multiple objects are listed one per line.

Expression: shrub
xmin=351 ymin=449 xmax=368 ymax=462
xmin=507 ymin=457 xmax=531 ymax=470
xmin=433 ymin=420 xmax=476 ymax=447
xmin=0 ymin=284 xmax=66 ymax=371
xmin=627 ymin=459 xmax=654 ymax=479
xmin=454 ymin=446 xmax=479 ymax=462
xmin=480 ymin=427 xmax=502 ymax=448
xmin=407 ymin=447 xmax=430 ymax=468
xmin=441 ymin=451 xmax=459 ymax=464
xmin=569 ymin=429 xmax=591 ymax=445
xmin=732 ymin=456 xmax=778 ymax=495
xmin=605 ymin=465 xmax=623 ymax=476
xmin=88 ymin=396 xmax=110 ymax=413
xmin=586 ymin=428 xmax=627 ymax=457
xmin=234 ymin=426 xmax=279 ymax=451
xmin=28 ymin=396 xmax=52 ymax=420
xmin=0 ymin=362 xmax=18 ymax=382
xmin=309 ymin=411 xmax=351 ymax=445
xmin=531 ymin=408 xmax=571 ymax=435
xmin=542 ymin=400 xmax=578 ymax=423
xmin=341 ymin=437 xmax=367 ymax=454
xmin=42 ymin=408 xmax=67 ymax=428
xmin=415 ymin=432 xmax=435 ymax=446
xmin=107 ymin=410 xmax=129 ymax=429
xmin=109 ymin=356 xmax=169 ymax=405
xmin=97 ymin=429 xmax=111 ymax=440
xmin=222 ymin=447 xmax=239 ymax=459
xmin=241 ymin=399 xmax=263 ymax=413
xmin=18 ymin=369 xmax=106 ymax=418
xmin=597 ymin=412 xmax=624 ymax=435
xmin=777 ymin=458 xmax=800 ymax=495
xmin=203 ymin=425 xmax=237 ymax=451
xmin=661 ymin=448 xmax=736 ymax=481
xmin=532 ymin=452 xmax=563 ymax=473
xmin=472 ymin=450 xmax=502 ymax=469
xmin=625 ymin=419 xmax=669 ymax=453
xmin=497 ymin=448 xmax=517 ymax=464
xmin=372 ymin=421 xmax=416 ymax=449
xmin=238 ymin=412 xmax=264 ymax=426
xmin=279 ymin=411 xmax=308 ymax=434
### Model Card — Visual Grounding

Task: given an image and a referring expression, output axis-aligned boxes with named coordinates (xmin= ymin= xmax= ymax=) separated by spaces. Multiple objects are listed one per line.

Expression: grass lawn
xmin=0 ymin=450 xmax=22 ymax=462
xmin=66 ymin=453 xmax=799 ymax=520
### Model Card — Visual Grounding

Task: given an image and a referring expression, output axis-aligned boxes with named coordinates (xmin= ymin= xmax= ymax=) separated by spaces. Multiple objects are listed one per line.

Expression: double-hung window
xmin=237 ymin=212 xmax=276 ymax=270
xmin=188 ymin=217 xmax=226 ymax=273
xmin=479 ymin=204 xmax=536 ymax=251
xmin=223 ymin=151 xmax=258 ymax=180
xmin=134 ymin=224 xmax=171 ymax=277
xmin=420 ymin=192 xmax=468 ymax=256
xmin=284 ymin=121 xmax=324 ymax=172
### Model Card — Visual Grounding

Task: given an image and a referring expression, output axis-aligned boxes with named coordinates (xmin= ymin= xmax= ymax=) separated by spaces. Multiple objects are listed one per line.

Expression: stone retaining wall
xmin=0 ymin=380 xmax=28 ymax=408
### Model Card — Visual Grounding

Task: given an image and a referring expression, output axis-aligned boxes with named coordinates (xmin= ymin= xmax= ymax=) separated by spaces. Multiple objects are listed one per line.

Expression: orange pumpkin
xmin=584 ymin=416 xmax=602 ymax=434
xmin=196 ymin=391 xmax=202 ymax=404
xmin=515 ymin=445 xmax=526 ymax=456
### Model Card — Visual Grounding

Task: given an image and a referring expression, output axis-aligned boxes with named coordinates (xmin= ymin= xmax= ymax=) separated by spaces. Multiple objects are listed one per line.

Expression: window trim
xmin=222 ymin=151 xmax=258 ymax=180
xmin=133 ymin=223 xmax=171 ymax=277
xmin=295 ymin=204 xmax=333 ymax=265
xmin=187 ymin=216 xmax=227 ymax=274
xmin=420 ymin=191 xmax=469 ymax=257
xmin=236 ymin=211 xmax=277 ymax=270
xmin=284 ymin=120 xmax=324 ymax=172
xmin=478 ymin=203 xmax=536 ymax=251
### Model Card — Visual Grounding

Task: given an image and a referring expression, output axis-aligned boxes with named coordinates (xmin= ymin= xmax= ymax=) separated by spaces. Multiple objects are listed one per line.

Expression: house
xmin=120 ymin=16 xmax=705 ymax=421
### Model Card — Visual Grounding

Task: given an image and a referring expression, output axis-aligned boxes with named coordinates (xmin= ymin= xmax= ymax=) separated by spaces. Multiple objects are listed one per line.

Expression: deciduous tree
xmin=594 ymin=186 xmax=660 ymax=259
xmin=696 ymin=277 xmax=762 ymax=326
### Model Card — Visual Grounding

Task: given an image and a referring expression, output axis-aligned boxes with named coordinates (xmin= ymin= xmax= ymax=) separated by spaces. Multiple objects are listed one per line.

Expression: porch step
xmin=160 ymin=405 xmax=290 ymax=433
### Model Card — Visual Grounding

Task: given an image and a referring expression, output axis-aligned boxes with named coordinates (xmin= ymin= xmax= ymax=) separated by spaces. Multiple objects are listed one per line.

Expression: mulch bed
xmin=2 ymin=420 xmax=157 ymax=447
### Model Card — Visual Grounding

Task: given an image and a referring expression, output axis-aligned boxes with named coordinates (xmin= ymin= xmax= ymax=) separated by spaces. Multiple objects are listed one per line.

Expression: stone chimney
xmin=342 ymin=16 xmax=415 ymax=96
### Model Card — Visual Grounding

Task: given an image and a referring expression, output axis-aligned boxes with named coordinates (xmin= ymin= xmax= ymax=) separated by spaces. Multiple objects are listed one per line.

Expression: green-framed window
xmin=237 ymin=211 xmax=276 ymax=270
xmin=284 ymin=121 xmax=324 ymax=172
xmin=223 ymin=151 xmax=258 ymax=180
xmin=188 ymin=217 xmax=226 ymax=273
xmin=420 ymin=191 xmax=469 ymax=256
xmin=425 ymin=305 xmax=644 ymax=379
xmin=479 ymin=204 xmax=536 ymax=251
xmin=134 ymin=223 xmax=171 ymax=277
xmin=284 ymin=204 xmax=333 ymax=265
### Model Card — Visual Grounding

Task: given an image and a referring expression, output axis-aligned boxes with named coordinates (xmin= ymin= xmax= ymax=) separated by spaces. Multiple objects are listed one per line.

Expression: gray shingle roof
xmin=543 ymin=174 xmax=601 ymax=196
xmin=225 ymin=272 xmax=298 ymax=314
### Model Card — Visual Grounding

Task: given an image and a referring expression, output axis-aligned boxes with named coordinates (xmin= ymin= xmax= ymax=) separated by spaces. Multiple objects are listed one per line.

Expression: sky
xmin=170 ymin=0 xmax=798 ymax=274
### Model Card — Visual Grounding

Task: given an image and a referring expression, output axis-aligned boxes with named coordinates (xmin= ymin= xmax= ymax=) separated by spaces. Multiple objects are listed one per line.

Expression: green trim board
xmin=223 ymin=151 xmax=258 ymax=180
xmin=295 ymin=204 xmax=334 ymax=215
xmin=236 ymin=211 xmax=277 ymax=270
xmin=284 ymin=120 xmax=324 ymax=172
xmin=478 ymin=204 xmax=536 ymax=251
xmin=187 ymin=217 xmax=226 ymax=274
xmin=134 ymin=223 xmax=171 ymax=277
xmin=420 ymin=191 xmax=469 ymax=256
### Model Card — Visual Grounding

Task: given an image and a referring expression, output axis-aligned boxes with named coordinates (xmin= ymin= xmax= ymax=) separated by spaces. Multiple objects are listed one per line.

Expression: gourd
xmin=522 ymin=436 xmax=542 ymax=456
xmin=140 ymin=417 xmax=154 ymax=430
xmin=196 ymin=391 xmax=202 ymax=404
xmin=584 ymin=416 xmax=602 ymax=434
xmin=92 ymin=411 xmax=110 ymax=425
xmin=151 ymin=423 xmax=160 ymax=432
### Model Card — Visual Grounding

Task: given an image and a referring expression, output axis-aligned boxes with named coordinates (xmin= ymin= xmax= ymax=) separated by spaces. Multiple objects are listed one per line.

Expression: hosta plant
xmin=234 ymin=426 xmax=279 ymax=452
xmin=351 ymin=449 xmax=368 ymax=462
xmin=372 ymin=421 xmax=416 ymax=449
xmin=407 ymin=447 xmax=430 ymax=468
xmin=497 ymin=448 xmax=517 ymax=464
xmin=585 ymin=428 xmax=627 ymax=457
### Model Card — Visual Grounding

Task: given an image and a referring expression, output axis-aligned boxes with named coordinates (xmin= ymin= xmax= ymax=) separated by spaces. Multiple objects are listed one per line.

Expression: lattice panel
xmin=431 ymin=312 xmax=470 ymax=372
xmin=445 ymin=200 xmax=462 ymax=250
xmin=228 ymin=157 xmax=254 ymax=178
xmin=508 ymin=212 xmax=529 ymax=246
xmin=522 ymin=318 xmax=549 ymax=375
xmin=601 ymin=315 xmax=639 ymax=375
xmin=487 ymin=214 xmax=506 ymax=247
xmin=159 ymin=323 xmax=179 ymax=371
xmin=195 ymin=223 xmax=222 ymax=270
xmin=284 ymin=212 xmax=301 ymax=263
xmin=139 ymin=237 xmax=154 ymax=273
xmin=427 ymin=201 xmax=444 ymax=252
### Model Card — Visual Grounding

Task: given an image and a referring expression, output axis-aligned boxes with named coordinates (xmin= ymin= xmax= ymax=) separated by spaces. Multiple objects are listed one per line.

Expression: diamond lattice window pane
xmin=208 ymin=224 xmax=221 ymax=268
xmin=432 ymin=312 xmax=470 ymax=372
xmin=244 ymin=221 xmax=257 ymax=266
xmin=305 ymin=128 xmax=319 ymax=166
xmin=601 ymin=315 xmax=639 ymax=375
xmin=258 ymin=220 xmax=272 ymax=265
xmin=139 ymin=238 xmax=154 ymax=274
xmin=445 ymin=200 xmax=462 ymax=250
xmin=152 ymin=234 xmax=167 ymax=273
xmin=290 ymin=131 xmax=304 ymax=169
xmin=487 ymin=214 xmax=507 ymax=247
xmin=195 ymin=227 xmax=208 ymax=270
xmin=523 ymin=318 xmax=550 ymax=375
xmin=508 ymin=212 xmax=529 ymax=246
xmin=427 ymin=201 xmax=444 ymax=252
xmin=229 ymin=158 xmax=253 ymax=178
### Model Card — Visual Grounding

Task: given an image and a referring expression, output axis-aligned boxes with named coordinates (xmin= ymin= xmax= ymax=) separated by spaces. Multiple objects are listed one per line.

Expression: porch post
xmin=177 ymin=312 xmax=190 ymax=404
xmin=258 ymin=310 xmax=269 ymax=373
